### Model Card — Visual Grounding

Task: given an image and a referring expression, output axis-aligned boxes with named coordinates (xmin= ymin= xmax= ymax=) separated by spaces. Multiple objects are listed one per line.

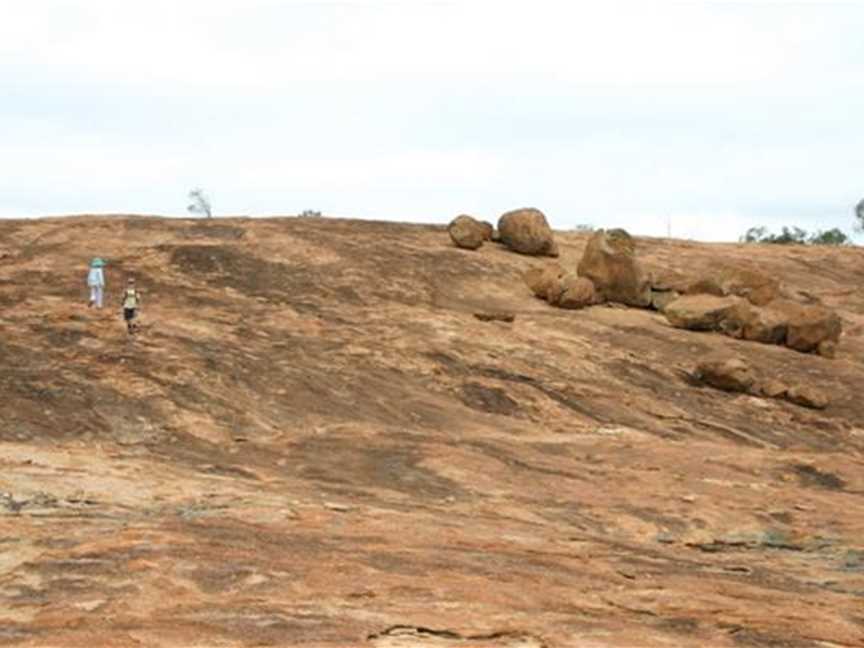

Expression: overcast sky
xmin=1 ymin=1 xmax=862 ymax=241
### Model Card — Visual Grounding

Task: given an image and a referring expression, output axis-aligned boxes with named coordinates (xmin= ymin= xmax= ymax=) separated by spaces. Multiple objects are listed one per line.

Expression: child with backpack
xmin=121 ymin=277 xmax=142 ymax=334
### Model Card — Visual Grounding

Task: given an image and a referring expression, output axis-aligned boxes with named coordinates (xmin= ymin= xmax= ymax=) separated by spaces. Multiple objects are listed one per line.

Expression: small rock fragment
xmin=817 ymin=340 xmax=837 ymax=359
xmin=695 ymin=354 xmax=757 ymax=394
xmin=758 ymin=379 xmax=789 ymax=399
xmin=473 ymin=312 xmax=515 ymax=323
xmin=650 ymin=289 xmax=679 ymax=313
xmin=324 ymin=502 xmax=352 ymax=512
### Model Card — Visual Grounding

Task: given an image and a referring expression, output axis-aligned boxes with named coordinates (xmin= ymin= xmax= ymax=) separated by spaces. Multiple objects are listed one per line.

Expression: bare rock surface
xmin=0 ymin=216 xmax=863 ymax=647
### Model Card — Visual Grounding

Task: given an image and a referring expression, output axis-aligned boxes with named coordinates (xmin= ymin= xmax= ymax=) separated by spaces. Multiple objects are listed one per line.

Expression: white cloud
xmin=1 ymin=1 xmax=863 ymax=239
xmin=0 ymin=1 xmax=848 ymax=88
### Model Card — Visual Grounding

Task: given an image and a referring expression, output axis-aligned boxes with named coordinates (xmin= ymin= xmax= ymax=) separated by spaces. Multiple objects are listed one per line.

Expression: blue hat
xmin=90 ymin=257 xmax=106 ymax=268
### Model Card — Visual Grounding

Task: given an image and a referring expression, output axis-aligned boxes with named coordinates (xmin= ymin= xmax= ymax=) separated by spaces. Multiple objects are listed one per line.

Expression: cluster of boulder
xmin=696 ymin=353 xmax=829 ymax=410
xmin=519 ymin=228 xmax=842 ymax=359
xmin=661 ymin=278 xmax=841 ymax=358
xmin=448 ymin=209 xmax=558 ymax=257
xmin=524 ymin=228 xmax=653 ymax=310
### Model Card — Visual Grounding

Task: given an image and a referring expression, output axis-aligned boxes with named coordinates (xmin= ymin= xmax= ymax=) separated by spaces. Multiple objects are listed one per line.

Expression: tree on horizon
xmin=187 ymin=188 xmax=212 ymax=218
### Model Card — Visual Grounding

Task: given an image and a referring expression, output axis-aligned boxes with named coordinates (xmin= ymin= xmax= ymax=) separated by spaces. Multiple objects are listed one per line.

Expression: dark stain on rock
xmin=460 ymin=382 xmax=520 ymax=416
xmin=792 ymin=464 xmax=846 ymax=490
xmin=288 ymin=437 xmax=463 ymax=500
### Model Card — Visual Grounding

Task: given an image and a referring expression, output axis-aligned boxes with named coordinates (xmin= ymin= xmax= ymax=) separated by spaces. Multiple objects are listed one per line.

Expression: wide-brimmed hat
xmin=90 ymin=257 xmax=106 ymax=268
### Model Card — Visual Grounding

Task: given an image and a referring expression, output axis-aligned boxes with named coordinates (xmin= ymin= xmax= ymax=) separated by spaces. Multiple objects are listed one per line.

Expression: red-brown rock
xmin=664 ymin=294 xmax=742 ymax=331
xmin=556 ymin=275 xmax=598 ymax=309
xmin=448 ymin=214 xmax=487 ymax=250
xmin=685 ymin=265 xmax=780 ymax=306
xmin=786 ymin=384 xmax=830 ymax=410
xmin=523 ymin=263 xmax=565 ymax=300
xmin=577 ymin=229 xmax=651 ymax=307
xmin=497 ymin=208 xmax=558 ymax=256
xmin=766 ymin=299 xmax=842 ymax=355
xmin=695 ymin=354 xmax=758 ymax=393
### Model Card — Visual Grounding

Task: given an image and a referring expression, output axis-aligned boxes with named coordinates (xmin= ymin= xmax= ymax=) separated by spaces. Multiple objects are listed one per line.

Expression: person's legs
xmin=124 ymin=308 xmax=136 ymax=333
xmin=95 ymin=286 xmax=104 ymax=308
xmin=89 ymin=286 xmax=97 ymax=307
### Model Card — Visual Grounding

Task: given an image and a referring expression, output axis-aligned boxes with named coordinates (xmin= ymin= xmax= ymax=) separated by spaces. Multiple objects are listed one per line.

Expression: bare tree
xmin=856 ymin=198 xmax=864 ymax=232
xmin=187 ymin=188 xmax=212 ymax=218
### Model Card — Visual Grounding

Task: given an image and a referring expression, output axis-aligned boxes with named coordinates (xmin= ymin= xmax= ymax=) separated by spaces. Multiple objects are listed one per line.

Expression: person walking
xmin=121 ymin=277 xmax=142 ymax=334
xmin=87 ymin=258 xmax=106 ymax=308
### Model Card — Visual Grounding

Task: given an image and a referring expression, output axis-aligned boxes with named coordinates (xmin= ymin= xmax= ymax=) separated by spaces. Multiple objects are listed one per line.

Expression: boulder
xmin=685 ymin=266 xmax=780 ymax=306
xmin=766 ymin=299 xmax=842 ymax=355
xmin=556 ymin=275 xmax=598 ymax=310
xmin=742 ymin=306 xmax=789 ymax=345
xmin=523 ymin=263 xmax=565 ymax=301
xmin=720 ymin=301 xmax=788 ymax=344
xmin=497 ymin=208 xmax=558 ymax=256
xmin=786 ymin=385 xmax=829 ymax=410
xmin=577 ymin=229 xmax=651 ymax=307
xmin=647 ymin=266 xmax=692 ymax=293
xmin=479 ymin=221 xmax=494 ymax=241
xmin=664 ymin=294 xmax=742 ymax=331
xmin=448 ymin=215 xmax=487 ymax=250
xmin=695 ymin=354 xmax=758 ymax=394
xmin=719 ymin=266 xmax=780 ymax=306
xmin=716 ymin=300 xmax=752 ymax=339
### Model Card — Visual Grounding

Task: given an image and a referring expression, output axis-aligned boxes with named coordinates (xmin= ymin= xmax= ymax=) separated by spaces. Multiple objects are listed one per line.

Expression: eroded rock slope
xmin=1 ymin=216 xmax=864 ymax=647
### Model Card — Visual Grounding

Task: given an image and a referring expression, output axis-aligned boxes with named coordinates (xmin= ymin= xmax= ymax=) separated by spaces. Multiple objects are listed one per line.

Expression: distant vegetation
xmin=741 ymin=226 xmax=850 ymax=246
xmin=187 ymin=188 xmax=213 ymax=218
xmin=740 ymin=198 xmax=864 ymax=246
xmin=298 ymin=210 xmax=323 ymax=218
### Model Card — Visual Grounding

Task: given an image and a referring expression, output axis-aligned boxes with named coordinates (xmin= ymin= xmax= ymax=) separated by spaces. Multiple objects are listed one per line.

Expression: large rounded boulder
xmin=497 ymin=208 xmax=558 ymax=257
xmin=448 ymin=215 xmax=487 ymax=250
xmin=577 ymin=229 xmax=651 ymax=307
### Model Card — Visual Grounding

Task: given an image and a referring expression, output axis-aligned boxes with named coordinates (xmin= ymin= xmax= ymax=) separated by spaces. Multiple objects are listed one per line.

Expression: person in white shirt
xmin=87 ymin=258 xmax=106 ymax=308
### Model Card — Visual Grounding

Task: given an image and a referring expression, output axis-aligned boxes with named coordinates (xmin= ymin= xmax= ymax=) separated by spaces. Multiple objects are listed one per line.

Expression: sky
xmin=1 ymin=0 xmax=863 ymax=241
